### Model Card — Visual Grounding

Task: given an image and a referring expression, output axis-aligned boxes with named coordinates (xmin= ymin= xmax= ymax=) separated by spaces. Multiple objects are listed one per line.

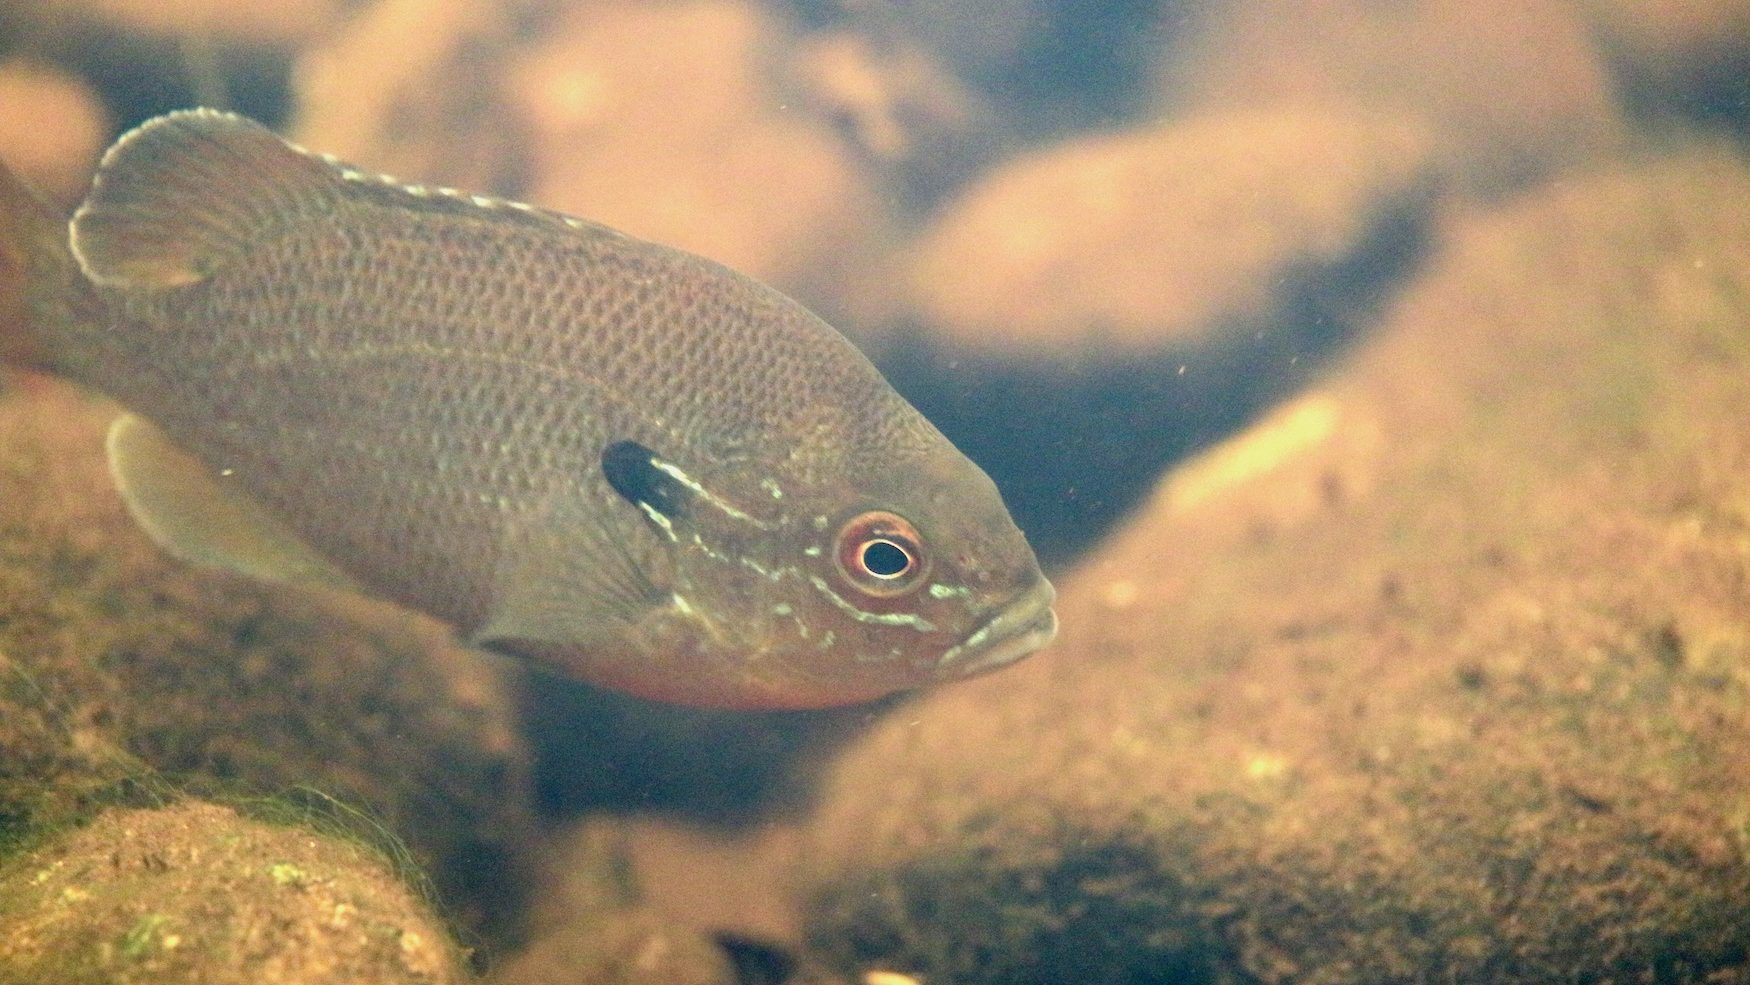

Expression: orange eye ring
xmin=834 ymin=510 xmax=928 ymax=597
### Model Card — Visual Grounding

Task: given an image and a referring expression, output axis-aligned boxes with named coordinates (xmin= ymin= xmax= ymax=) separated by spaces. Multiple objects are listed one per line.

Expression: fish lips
xmin=937 ymin=577 xmax=1059 ymax=676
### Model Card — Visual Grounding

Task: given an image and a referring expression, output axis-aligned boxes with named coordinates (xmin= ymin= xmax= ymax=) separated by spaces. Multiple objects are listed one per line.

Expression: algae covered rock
xmin=796 ymin=151 xmax=1750 ymax=983
xmin=0 ymin=801 xmax=468 ymax=984
xmin=0 ymin=382 xmax=537 ymax=946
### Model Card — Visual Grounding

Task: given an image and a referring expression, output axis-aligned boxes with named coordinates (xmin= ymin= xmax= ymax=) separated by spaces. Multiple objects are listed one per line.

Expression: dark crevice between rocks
xmin=520 ymin=676 xmax=903 ymax=824
xmin=805 ymin=828 xmax=1255 ymax=985
xmin=1606 ymin=46 xmax=1750 ymax=148
xmin=0 ymin=12 xmax=294 ymax=139
xmin=715 ymin=932 xmax=801 ymax=985
xmin=781 ymin=0 xmax=1186 ymax=141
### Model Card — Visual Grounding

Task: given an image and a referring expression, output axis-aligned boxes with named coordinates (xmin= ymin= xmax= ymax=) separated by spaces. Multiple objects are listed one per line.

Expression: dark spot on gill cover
xmin=601 ymin=439 xmax=690 ymax=528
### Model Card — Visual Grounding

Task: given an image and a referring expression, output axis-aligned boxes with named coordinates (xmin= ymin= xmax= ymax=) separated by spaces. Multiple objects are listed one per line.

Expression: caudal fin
xmin=0 ymin=157 xmax=84 ymax=371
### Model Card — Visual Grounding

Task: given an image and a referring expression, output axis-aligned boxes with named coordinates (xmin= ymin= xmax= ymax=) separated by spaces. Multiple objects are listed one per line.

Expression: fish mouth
xmin=938 ymin=576 xmax=1059 ymax=676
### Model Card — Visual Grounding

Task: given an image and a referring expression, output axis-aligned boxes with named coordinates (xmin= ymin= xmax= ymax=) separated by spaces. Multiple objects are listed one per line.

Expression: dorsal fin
xmin=70 ymin=109 xmax=341 ymax=290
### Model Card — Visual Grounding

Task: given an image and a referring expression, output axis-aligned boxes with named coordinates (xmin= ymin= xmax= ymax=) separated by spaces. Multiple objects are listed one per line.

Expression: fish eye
xmin=834 ymin=510 xmax=928 ymax=597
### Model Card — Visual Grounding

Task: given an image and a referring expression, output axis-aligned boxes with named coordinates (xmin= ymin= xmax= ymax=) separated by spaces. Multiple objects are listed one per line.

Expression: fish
xmin=0 ymin=109 xmax=1056 ymax=709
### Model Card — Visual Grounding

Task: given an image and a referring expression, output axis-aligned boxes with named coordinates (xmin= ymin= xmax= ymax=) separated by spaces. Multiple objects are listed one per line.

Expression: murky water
xmin=1 ymin=3 xmax=1747 ymax=983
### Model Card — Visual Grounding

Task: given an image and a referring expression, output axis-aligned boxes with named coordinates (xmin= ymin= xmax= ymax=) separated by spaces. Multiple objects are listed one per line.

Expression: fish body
xmin=0 ymin=110 xmax=1055 ymax=709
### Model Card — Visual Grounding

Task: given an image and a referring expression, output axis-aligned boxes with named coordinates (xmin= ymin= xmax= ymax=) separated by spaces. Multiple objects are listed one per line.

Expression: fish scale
xmin=0 ymin=108 xmax=1057 ymax=709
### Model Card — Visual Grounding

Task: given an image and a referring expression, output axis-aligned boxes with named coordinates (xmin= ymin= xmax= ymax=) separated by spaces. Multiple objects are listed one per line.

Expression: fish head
xmin=786 ymin=439 xmax=1060 ymax=694
xmin=576 ymin=421 xmax=1057 ymax=710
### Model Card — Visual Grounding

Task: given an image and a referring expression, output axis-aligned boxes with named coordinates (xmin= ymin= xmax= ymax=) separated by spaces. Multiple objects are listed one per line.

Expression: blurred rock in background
xmin=0 ymin=60 xmax=108 ymax=205
xmin=502 ymin=0 xmax=893 ymax=318
xmin=292 ymin=0 xmax=527 ymax=203
xmin=1158 ymin=0 xmax=1626 ymax=196
xmin=800 ymin=150 xmax=1750 ymax=985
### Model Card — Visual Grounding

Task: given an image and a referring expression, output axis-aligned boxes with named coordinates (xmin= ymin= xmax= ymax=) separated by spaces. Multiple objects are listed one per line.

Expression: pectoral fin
xmin=471 ymin=488 xmax=664 ymax=652
xmin=105 ymin=413 xmax=357 ymax=591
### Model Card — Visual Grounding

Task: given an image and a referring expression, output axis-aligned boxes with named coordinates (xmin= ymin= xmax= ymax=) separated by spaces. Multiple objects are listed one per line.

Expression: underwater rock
xmin=531 ymin=817 xmax=803 ymax=949
xmin=905 ymin=105 xmax=1435 ymax=354
xmin=785 ymin=31 xmax=993 ymax=214
xmin=495 ymin=815 xmax=852 ymax=985
xmin=0 ymin=61 xmax=108 ymax=206
xmin=795 ymin=151 xmax=1750 ymax=983
xmin=503 ymin=0 xmax=891 ymax=316
xmin=0 ymin=381 xmax=538 ymax=948
xmin=489 ymin=911 xmax=735 ymax=985
xmin=0 ymin=800 xmax=468 ymax=984
xmin=486 ymin=819 xmax=738 ymax=985
xmin=882 ymin=103 xmax=1437 ymax=564
xmin=1162 ymin=0 xmax=1624 ymax=196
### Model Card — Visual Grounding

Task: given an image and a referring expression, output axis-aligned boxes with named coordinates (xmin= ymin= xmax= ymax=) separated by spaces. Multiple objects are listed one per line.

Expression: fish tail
xmin=0 ymin=158 xmax=91 ymax=372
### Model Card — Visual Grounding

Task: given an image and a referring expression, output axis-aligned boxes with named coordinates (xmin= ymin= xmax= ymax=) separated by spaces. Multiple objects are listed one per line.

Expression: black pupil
xmin=861 ymin=539 xmax=912 ymax=578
